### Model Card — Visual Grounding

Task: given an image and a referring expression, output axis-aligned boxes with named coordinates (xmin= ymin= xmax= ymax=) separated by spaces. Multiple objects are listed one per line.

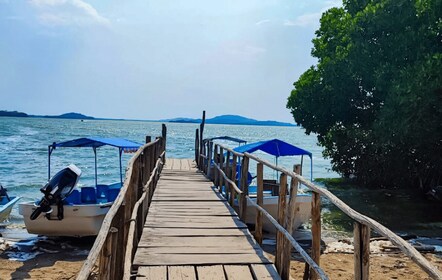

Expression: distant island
xmin=0 ymin=110 xmax=94 ymax=120
xmin=0 ymin=110 xmax=295 ymax=127
xmin=163 ymin=115 xmax=295 ymax=127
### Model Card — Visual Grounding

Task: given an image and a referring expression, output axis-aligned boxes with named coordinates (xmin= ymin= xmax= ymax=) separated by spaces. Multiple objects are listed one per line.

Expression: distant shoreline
xmin=0 ymin=110 xmax=296 ymax=127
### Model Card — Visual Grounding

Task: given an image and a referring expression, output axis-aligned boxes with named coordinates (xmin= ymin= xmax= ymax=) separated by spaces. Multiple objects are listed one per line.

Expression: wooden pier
xmin=77 ymin=120 xmax=442 ymax=280
xmin=133 ymin=159 xmax=279 ymax=279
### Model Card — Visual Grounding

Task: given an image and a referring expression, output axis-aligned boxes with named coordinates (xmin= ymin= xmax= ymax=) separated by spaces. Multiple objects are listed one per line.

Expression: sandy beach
xmin=0 ymin=230 xmax=440 ymax=279
xmin=0 ymin=248 xmax=440 ymax=279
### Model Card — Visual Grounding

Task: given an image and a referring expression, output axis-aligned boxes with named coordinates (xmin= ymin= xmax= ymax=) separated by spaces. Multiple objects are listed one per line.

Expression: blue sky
xmin=0 ymin=0 xmax=340 ymax=122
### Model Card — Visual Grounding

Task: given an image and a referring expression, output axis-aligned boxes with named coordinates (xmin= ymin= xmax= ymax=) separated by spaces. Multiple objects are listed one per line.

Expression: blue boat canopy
xmin=48 ymin=137 xmax=142 ymax=185
xmin=205 ymin=136 xmax=247 ymax=144
xmin=233 ymin=139 xmax=312 ymax=158
xmin=233 ymin=138 xmax=313 ymax=180
xmin=51 ymin=137 xmax=141 ymax=153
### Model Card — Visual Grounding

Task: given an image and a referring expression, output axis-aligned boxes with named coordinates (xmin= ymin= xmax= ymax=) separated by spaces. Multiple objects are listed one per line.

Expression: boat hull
xmin=244 ymin=194 xmax=312 ymax=234
xmin=19 ymin=202 xmax=112 ymax=237
xmin=0 ymin=196 xmax=21 ymax=223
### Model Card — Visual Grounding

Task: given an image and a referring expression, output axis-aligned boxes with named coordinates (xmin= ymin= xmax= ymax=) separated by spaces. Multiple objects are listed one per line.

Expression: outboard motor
xmin=30 ymin=164 xmax=81 ymax=220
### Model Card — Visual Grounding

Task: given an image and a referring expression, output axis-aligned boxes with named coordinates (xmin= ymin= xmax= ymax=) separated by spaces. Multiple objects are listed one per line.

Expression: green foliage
xmin=287 ymin=0 xmax=442 ymax=191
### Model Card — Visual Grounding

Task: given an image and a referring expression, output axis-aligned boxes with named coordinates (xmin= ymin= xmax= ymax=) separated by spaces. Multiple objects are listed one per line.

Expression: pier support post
xmin=276 ymin=173 xmax=289 ymax=280
xmin=225 ymin=151 xmax=231 ymax=200
xmin=213 ymin=145 xmax=219 ymax=188
xmin=195 ymin=129 xmax=199 ymax=166
xmin=99 ymin=227 xmax=118 ymax=280
xmin=310 ymin=192 xmax=321 ymax=280
xmin=354 ymin=222 xmax=370 ymax=280
xmin=219 ymin=147 xmax=224 ymax=192
xmin=239 ymin=156 xmax=249 ymax=222
xmin=230 ymin=154 xmax=237 ymax=206
xmin=255 ymin=163 xmax=264 ymax=245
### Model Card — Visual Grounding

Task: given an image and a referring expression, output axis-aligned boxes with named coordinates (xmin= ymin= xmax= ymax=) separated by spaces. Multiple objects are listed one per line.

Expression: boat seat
xmin=106 ymin=188 xmax=120 ymax=202
xmin=65 ymin=189 xmax=81 ymax=204
xmin=81 ymin=187 xmax=97 ymax=204
xmin=96 ymin=185 xmax=109 ymax=199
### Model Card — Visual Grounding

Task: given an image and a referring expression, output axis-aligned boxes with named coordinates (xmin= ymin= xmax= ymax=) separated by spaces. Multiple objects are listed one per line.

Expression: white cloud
xmin=29 ymin=0 xmax=110 ymax=27
xmin=255 ymin=19 xmax=271 ymax=26
xmin=284 ymin=13 xmax=321 ymax=27
xmin=284 ymin=0 xmax=342 ymax=28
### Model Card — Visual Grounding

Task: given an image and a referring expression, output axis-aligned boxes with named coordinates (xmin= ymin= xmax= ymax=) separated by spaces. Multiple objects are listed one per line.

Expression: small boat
xmin=232 ymin=139 xmax=314 ymax=234
xmin=19 ymin=137 xmax=141 ymax=237
xmin=0 ymin=184 xmax=21 ymax=223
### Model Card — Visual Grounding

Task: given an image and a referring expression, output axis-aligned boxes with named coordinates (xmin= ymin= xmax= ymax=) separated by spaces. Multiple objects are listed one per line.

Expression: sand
xmin=0 ymin=233 xmax=440 ymax=279
xmin=0 ymin=248 xmax=440 ymax=279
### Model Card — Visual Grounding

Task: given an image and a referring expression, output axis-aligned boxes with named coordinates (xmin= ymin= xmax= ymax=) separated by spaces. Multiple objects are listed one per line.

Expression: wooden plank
xmin=197 ymin=266 xmax=226 ymax=280
xmin=138 ymin=247 xmax=261 ymax=254
xmin=168 ymin=266 xmax=196 ymax=280
xmin=224 ymin=265 xmax=253 ymax=280
xmin=134 ymin=252 xmax=271 ymax=266
xmin=151 ymin=197 xmax=227 ymax=202
xmin=251 ymin=264 xmax=281 ymax=280
xmin=147 ymin=211 xmax=237 ymax=217
xmin=145 ymin=216 xmax=244 ymax=223
xmin=137 ymin=266 xmax=167 ymax=280
xmin=143 ymin=222 xmax=248 ymax=229
xmin=139 ymin=236 xmax=258 ymax=248
xmin=142 ymin=227 xmax=250 ymax=237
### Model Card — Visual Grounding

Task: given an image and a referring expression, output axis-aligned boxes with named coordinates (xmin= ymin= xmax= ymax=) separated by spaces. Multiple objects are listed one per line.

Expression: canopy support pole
xmin=310 ymin=156 xmax=313 ymax=181
xmin=48 ymin=146 xmax=52 ymax=181
xmin=119 ymin=148 xmax=123 ymax=185
xmin=93 ymin=147 xmax=98 ymax=187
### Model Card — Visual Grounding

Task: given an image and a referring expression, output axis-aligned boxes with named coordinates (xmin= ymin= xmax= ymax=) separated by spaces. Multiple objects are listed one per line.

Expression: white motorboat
xmin=19 ymin=137 xmax=140 ymax=237
xmin=0 ymin=184 xmax=21 ymax=223
xmin=232 ymin=139 xmax=314 ymax=234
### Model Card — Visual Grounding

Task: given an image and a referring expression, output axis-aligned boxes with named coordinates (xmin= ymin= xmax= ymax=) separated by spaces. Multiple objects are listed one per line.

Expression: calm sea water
xmin=0 ymin=117 xmax=336 ymax=223
xmin=1 ymin=117 xmax=442 ymax=241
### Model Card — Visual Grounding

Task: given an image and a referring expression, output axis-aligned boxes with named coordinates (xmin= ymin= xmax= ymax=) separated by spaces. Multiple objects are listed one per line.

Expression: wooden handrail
xmin=246 ymin=197 xmax=329 ymax=280
xmin=123 ymin=155 xmax=164 ymax=279
xmin=77 ymin=138 xmax=162 ymax=280
xmin=243 ymin=152 xmax=442 ymax=280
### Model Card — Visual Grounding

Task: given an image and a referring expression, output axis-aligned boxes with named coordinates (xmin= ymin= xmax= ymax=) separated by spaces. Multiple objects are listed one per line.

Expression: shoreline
xmin=0 ymin=225 xmax=441 ymax=279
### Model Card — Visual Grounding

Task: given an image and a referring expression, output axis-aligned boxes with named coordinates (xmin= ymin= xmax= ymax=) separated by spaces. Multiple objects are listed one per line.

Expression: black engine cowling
xmin=30 ymin=164 xmax=81 ymax=220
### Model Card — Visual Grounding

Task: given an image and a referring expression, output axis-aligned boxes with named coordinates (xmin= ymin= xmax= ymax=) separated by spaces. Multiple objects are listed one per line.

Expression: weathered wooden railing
xmin=77 ymin=125 xmax=167 ymax=280
xmin=197 ymin=140 xmax=442 ymax=280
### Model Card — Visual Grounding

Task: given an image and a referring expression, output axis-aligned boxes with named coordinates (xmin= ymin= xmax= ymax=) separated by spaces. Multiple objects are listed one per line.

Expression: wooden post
xmin=161 ymin=123 xmax=167 ymax=161
xmin=255 ymin=163 xmax=264 ymax=245
xmin=213 ymin=145 xmax=219 ymax=188
xmin=145 ymin=136 xmax=151 ymax=144
xmin=239 ymin=156 xmax=249 ymax=222
xmin=286 ymin=164 xmax=301 ymax=234
xmin=230 ymin=154 xmax=237 ymax=206
xmin=354 ymin=222 xmax=370 ymax=280
xmin=112 ymin=204 xmax=126 ymax=279
xmin=145 ymin=146 xmax=153 ymax=206
xmin=225 ymin=151 xmax=231 ymax=199
xmin=219 ymin=147 xmax=224 ymax=192
xmin=207 ymin=141 xmax=213 ymax=178
xmin=283 ymin=164 xmax=301 ymax=279
xmin=199 ymin=111 xmax=206 ymax=168
xmin=195 ymin=129 xmax=199 ymax=166
xmin=275 ymin=174 xmax=289 ymax=280
xmin=310 ymin=192 xmax=321 ymax=280
xmin=99 ymin=227 xmax=118 ymax=280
